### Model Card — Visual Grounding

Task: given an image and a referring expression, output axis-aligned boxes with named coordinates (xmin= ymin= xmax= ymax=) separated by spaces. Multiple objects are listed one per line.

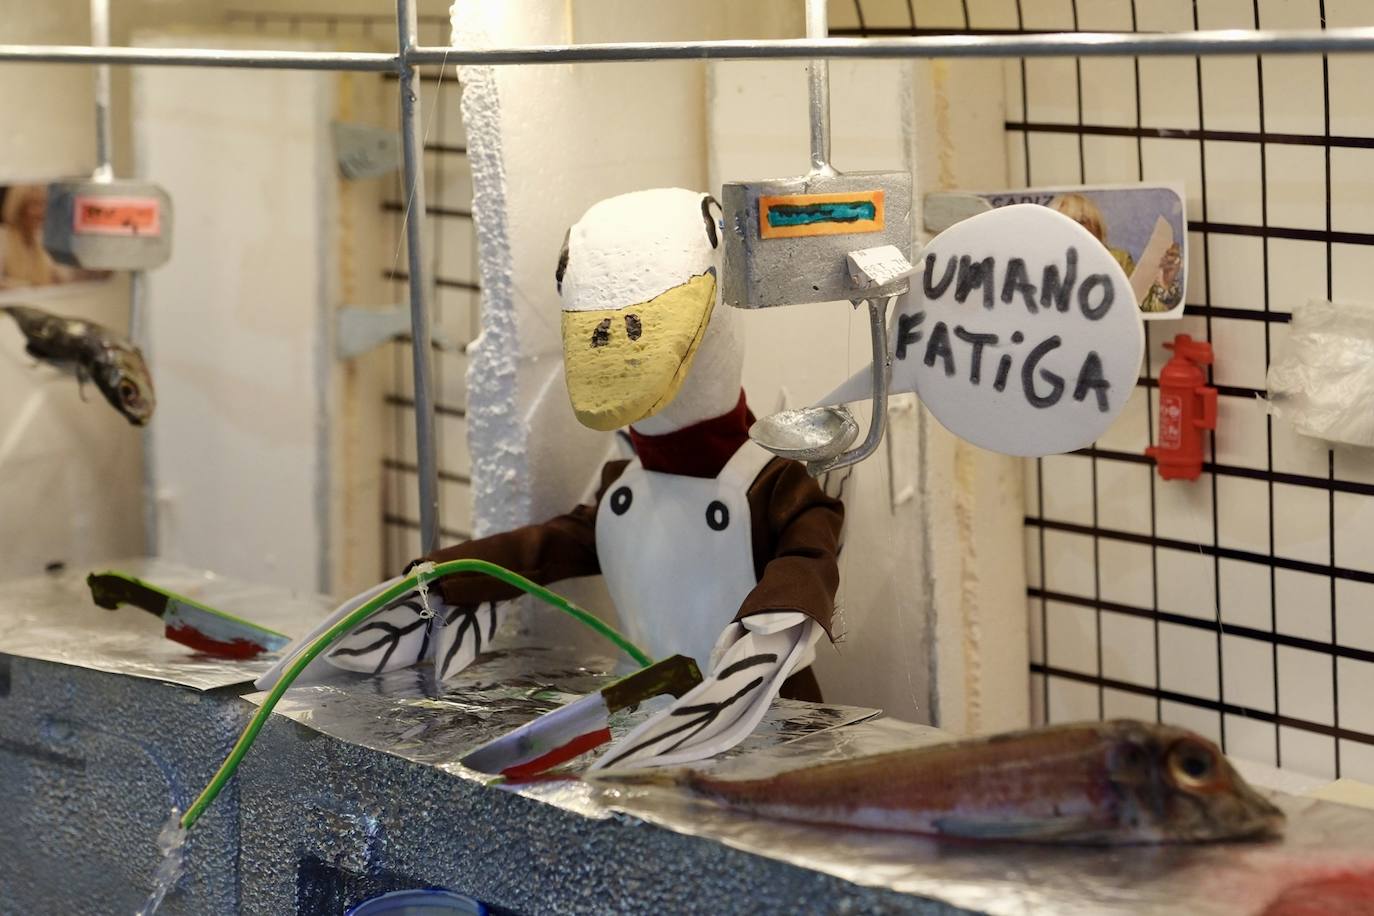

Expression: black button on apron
xmin=609 ymin=486 xmax=633 ymax=515
xmin=705 ymin=500 xmax=729 ymax=531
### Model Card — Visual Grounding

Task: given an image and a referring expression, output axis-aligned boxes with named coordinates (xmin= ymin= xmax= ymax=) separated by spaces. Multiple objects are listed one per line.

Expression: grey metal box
xmin=721 ymin=171 xmax=912 ymax=309
xmin=44 ymin=179 xmax=173 ymax=270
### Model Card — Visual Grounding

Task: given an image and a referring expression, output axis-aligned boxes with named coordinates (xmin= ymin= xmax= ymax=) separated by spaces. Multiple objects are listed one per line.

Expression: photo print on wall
xmin=979 ymin=184 xmax=1187 ymax=320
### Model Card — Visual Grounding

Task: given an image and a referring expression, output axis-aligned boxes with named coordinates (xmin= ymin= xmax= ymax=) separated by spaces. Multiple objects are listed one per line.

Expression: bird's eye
xmin=701 ymin=195 xmax=722 ymax=249
xmin=119 ymin=380 xmax=139 ymax=404
xmin=1167 ymin=739 xmax=1220 ymax=790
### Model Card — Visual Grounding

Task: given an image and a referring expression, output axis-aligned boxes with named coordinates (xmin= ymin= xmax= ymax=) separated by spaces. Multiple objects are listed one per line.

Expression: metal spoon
xmin=750 ymin=405 xmax=860 ymax=463
xmin=750 ymin=295 xmax=893 ymax=475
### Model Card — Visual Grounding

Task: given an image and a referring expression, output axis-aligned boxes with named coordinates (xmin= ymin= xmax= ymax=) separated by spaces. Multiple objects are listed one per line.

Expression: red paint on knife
xmin=501 ymin=727 xmax=613 ymax=781
xmin=165 ymin=624 xmax=265 ymax=660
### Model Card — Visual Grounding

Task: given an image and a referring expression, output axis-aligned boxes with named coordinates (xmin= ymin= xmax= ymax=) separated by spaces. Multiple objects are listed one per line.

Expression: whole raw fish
xmin=2 ymin=304 xmax=155 ymax=425
xmin=601 ymin=719 xmax=1284 ymax=845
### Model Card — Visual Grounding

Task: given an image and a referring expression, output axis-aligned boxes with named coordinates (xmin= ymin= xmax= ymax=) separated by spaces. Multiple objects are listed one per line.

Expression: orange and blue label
xmin=759 ymin=189 xmax=885 ymax=240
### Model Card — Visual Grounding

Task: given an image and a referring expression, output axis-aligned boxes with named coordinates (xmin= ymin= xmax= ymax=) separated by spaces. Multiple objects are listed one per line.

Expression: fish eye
xmin=1167 ymin=739 xmax=1220 ymax=790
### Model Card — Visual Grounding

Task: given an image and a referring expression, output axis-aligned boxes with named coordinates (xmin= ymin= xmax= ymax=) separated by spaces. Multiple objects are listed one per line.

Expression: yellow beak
xmin=561 ymin=271 xmax=717 ymax=432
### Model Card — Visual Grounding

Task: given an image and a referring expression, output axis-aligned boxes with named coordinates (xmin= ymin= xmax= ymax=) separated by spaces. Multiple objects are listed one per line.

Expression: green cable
xmin=180 ymin=559 xmax=650 ymax=829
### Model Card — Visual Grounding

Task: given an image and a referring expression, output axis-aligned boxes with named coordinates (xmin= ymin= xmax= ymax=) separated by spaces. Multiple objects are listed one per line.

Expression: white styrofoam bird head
xmin=557 ymin=188 xmax=743 ymax=433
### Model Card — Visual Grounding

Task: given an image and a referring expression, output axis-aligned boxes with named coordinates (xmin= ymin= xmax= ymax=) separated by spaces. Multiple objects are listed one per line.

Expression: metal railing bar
xmin=395 ymin=0 xmax=440 ymax=555
xmin=9 ymin=28 xmax=1374 ymax=73
xmin=0 ymin=44 xmax=398 ymax=70
xmin=403 ymin=28 xmax=1374 ymax=64
xmin=383 ymin=458 xmax=471 ymax=486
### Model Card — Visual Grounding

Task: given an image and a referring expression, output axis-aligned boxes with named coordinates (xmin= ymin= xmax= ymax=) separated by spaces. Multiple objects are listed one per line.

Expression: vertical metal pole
xmin=396 ymin=0 xmax=441 ymax=554
xmin=91 ymin=0 xmax=113 ymax=182
xmin=91 ymin=0 xmax=161 ymax=554
xmin=805 ymin=0 xmax=834 ymax=176
xmin=818 ymin=297 xmax=890 ymax=473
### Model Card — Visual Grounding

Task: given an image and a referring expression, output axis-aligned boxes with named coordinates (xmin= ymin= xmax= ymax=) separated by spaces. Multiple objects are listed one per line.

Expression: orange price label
xmin=72 ymin=196 xmax=162 ymax=237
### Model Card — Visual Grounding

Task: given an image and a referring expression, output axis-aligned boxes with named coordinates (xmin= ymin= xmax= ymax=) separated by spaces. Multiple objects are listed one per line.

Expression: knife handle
xmin=601 ymin=654 xmax=703 ymax=713
xmin=86 ymin=572 xmax=169 ymax=618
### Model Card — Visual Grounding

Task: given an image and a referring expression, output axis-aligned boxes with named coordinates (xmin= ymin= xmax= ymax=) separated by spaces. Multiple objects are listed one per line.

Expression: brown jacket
xmin=416 ymin=456 xmax=844 ymax=700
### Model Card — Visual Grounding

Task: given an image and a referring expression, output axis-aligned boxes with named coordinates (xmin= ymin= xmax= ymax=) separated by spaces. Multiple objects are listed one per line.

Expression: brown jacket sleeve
xmin=736 ymin=457 xmax=844 ymax=640
xmin=411 ymin=460 xmax=630 ymax=606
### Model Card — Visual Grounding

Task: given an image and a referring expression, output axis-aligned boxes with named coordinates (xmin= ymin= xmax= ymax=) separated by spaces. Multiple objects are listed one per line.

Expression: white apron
xmin=595 ymin=441 xmax=775 ymax=670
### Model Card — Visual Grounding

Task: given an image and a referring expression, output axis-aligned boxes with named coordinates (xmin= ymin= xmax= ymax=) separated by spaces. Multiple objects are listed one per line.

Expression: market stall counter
xmin=4 ymin=562 xmax=1374 ymax=915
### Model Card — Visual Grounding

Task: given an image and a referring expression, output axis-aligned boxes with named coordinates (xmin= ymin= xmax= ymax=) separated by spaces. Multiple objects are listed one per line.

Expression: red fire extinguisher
xmin=1145 ymin=334 xmax=1217 ymax=481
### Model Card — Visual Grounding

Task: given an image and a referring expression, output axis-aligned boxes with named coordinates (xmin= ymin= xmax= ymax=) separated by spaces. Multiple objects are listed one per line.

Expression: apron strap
xmin=717 ymin=440 xmax=776 ymax=493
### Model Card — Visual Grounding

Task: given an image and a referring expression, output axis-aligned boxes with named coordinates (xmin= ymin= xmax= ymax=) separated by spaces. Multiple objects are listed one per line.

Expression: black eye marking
xmin=610 ymin=486 xmax=633 ymax=515
xmin=624 ymin=313 xmax=642 ymax=340
xmin=706 ymin=500 xmax=729 ymax=531
xmin=591 ymin=318 xmax=612 ymax=348
xmin=702 ymin=195 xmax=721 ymax=249
xmin=555 ymin=227 xmax=571 ymax=294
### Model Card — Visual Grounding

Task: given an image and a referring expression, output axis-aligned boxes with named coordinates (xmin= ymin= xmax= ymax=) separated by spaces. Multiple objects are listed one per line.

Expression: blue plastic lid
xmin=345 ymin=888 xmax=487 ymax=916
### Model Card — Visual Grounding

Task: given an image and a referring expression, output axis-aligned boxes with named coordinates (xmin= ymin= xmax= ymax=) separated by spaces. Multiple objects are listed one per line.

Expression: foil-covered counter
xmin=242 ymin=649 xmax=1374 ymax=916
xmin=0 ymin=560 xmax=325 ymax=915
xmin=5 ymin=562 xmax=1374 ymax=915
xmin=0 ymin=558 xmax=327 ymax=690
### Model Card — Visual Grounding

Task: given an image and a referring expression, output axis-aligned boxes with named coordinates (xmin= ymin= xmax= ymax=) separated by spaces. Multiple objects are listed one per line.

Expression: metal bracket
xmin=922 ymin=191 xmax=993 ymax=234
xmin=336 ymin=304 xmax=452 ymax=360
xmin=333 ymin=121 xmax=402 ymax=180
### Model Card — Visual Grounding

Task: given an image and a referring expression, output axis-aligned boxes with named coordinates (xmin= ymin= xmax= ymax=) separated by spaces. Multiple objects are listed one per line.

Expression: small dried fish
xmin=2 ymin=304 xmax=155 ymax=425
xmin=600 ymin=719 xmax=1285 ymax=845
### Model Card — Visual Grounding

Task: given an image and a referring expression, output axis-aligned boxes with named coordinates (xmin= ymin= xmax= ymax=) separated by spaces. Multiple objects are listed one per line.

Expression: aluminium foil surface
xmin=0 ymin=558 xmax=326 ymax=690
xmin=247 ymin=646 xmax=1374 ymax=915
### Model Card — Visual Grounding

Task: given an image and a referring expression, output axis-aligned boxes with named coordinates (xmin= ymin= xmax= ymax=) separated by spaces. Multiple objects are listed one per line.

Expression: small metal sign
xmin=44 ymin=179 xmax=173 ymax=270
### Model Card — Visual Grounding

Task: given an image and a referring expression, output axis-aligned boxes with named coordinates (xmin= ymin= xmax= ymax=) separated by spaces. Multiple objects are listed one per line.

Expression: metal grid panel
xmin=846 ymin=0 xmax=1374 ymax=781
xmin=380 ymin=42 xmax=479 ymax=570
xmin=230 ymin=9 xmax=475 ymax=573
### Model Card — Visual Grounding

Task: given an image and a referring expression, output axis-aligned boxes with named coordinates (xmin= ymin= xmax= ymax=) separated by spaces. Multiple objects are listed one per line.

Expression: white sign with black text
xmin=824 ymin=204 xmax=1144 ymax=457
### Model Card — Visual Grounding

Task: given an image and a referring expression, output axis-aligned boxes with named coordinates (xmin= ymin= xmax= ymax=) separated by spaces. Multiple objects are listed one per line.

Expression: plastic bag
xmin=1265 ymin=299 xmax=1374 ymax=447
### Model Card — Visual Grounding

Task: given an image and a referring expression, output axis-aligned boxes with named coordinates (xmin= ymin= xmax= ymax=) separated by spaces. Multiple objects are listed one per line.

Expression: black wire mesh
xmin=846 ymin=0 xmax=1374 ymax=780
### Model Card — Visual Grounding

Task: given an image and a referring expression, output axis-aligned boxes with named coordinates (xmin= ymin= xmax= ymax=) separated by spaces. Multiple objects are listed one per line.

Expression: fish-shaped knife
xmin=462 ymin=654 xmax=702 ymax=779
xmin=87 ymin=570 xmax=291 ymax=659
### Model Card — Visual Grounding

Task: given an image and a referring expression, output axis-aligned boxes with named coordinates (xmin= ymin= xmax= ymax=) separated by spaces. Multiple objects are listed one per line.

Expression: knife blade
xmin=462 ymin=654 xmax=702 ymax=779
xmin=87 ymin=570 xmax=292 ymax=659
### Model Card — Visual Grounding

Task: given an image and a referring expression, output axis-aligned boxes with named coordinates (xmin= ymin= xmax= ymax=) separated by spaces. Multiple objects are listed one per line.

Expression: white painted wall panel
xmin=0 ymin=0 xmax=143 ymax=580
xmin=134 ymin=38 xmax=334 ymax=592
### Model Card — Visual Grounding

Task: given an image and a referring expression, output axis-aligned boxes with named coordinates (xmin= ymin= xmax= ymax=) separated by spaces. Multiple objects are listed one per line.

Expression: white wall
xmin=0 ymin=0 xmax=144 ymax=579
xmin=134 ymin=38 xmax=336 ymax=593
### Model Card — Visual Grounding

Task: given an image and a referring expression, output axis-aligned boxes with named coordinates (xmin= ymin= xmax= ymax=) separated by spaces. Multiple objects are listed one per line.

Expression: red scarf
xmin=629 ymin=390 xmax=754 ymax=479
